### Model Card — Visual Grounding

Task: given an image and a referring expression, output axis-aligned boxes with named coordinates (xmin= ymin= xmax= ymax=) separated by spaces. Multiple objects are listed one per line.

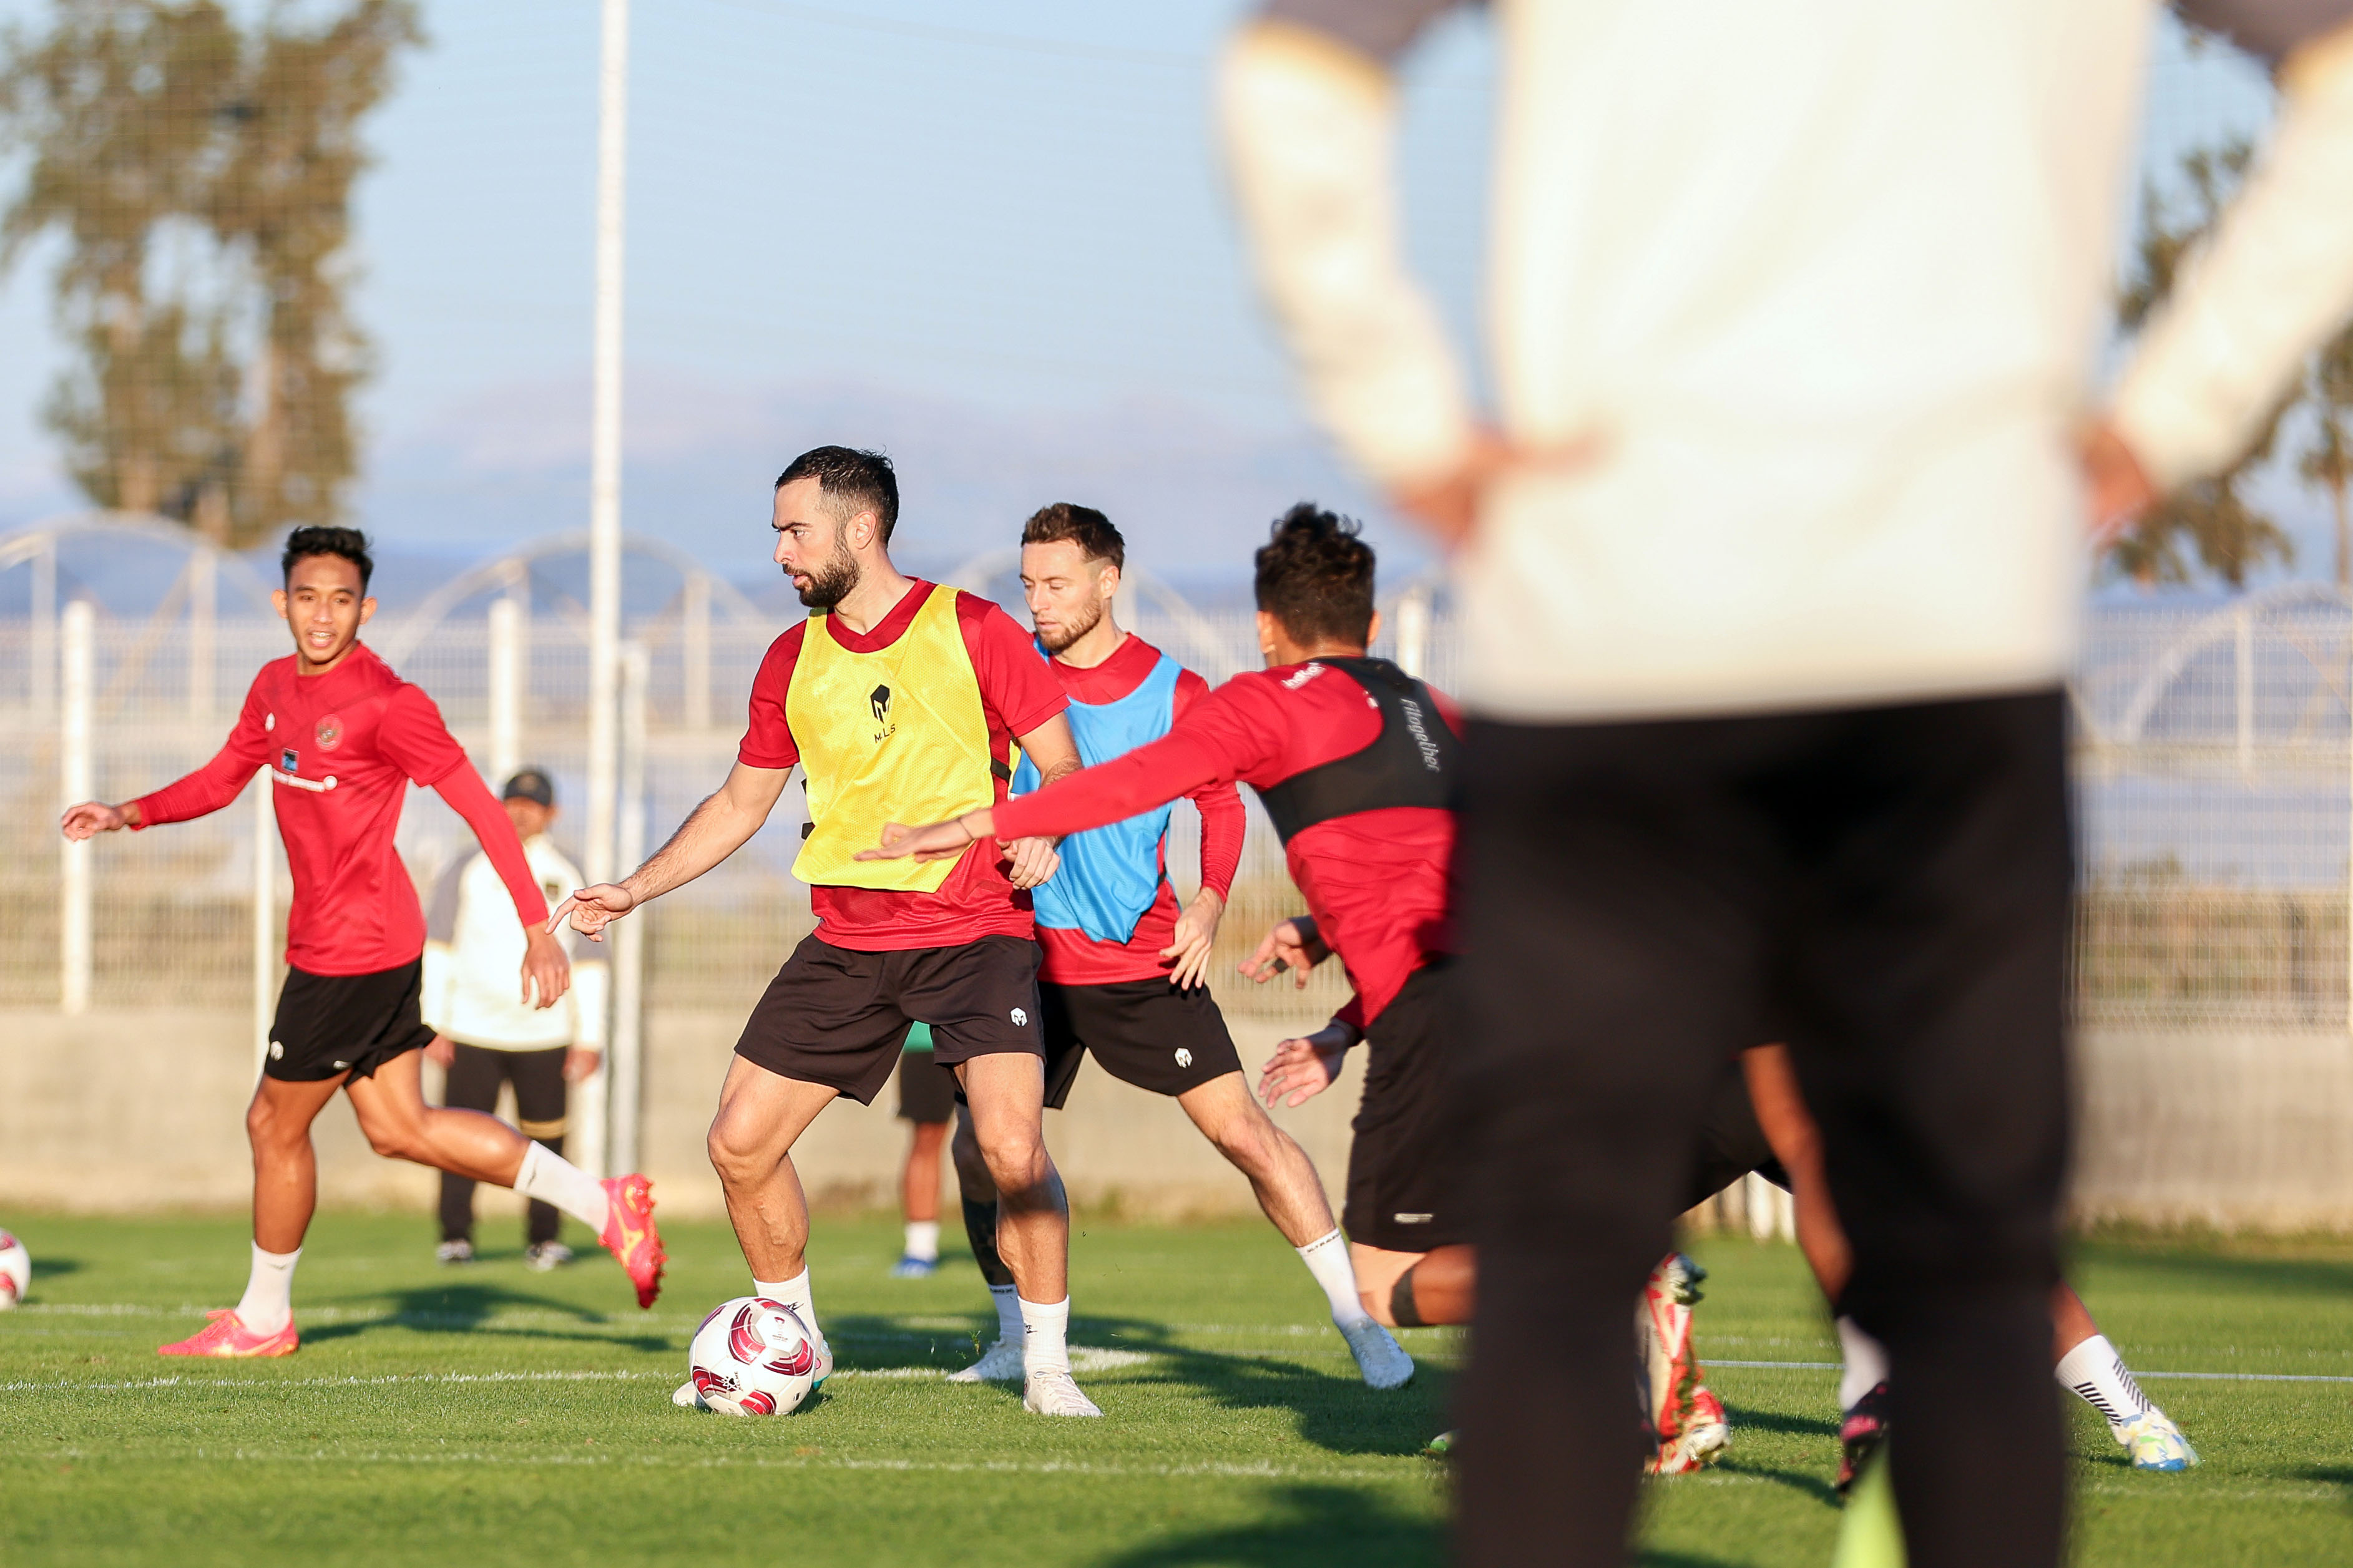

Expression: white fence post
xmin=683 ymin=571 xmax=711 ymax=733
xmin=30 ymin=537 xmax=56 ymax=717
xmin=610 ymin=640 xmax=650 ymax=1175
xmin=1395 ymin=587 xmax=1431 ymax=680
xmin=488 ymin=594 xmax=523 ymax=782
xmin=187 ymin=547 xmax=215 ymax=724
xmin=253 ymin=771 xmax=276 ymax=1077
xmin=59 ymin=599 xmax=94 ymax=1015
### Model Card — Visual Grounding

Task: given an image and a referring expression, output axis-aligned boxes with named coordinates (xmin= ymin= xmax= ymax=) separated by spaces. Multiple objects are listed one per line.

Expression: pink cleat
xmin=158 ymin=1308 xmax=299 ymax=1358
xmin=600 ymin=1174 xmax=666 ymax=1308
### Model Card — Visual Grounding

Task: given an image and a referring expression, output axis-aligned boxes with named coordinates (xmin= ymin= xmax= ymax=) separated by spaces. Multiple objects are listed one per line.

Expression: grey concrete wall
xmin=0 ymin=1007 xmax=1362 ymax=1221
xmin=10 ymin=1009 xmax=2350 ymax=1232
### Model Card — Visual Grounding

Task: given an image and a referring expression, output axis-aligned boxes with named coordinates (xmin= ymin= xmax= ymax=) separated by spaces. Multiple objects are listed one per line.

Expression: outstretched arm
xmin=552 ymin=761 xmax=791 ymax=940
xmin=999 ymin=713 xmax=1080 ymax=891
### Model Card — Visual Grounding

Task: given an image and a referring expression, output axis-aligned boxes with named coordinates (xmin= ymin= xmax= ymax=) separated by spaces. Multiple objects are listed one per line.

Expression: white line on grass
xmin=1705 ymin=1359 xmax=2353 ymax=1385
xmin=29 ymin=1448 xmax=1428 ymax=1484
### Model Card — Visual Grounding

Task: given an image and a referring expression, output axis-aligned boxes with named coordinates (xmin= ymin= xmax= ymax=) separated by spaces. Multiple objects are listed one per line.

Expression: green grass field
xmin=1 ymin=1212 xmax=2349 ymax=1566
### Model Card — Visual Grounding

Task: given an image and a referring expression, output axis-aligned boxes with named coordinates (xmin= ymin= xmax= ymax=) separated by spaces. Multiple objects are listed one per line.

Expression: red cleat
xmin=158 ymin=1308 xmax=299 ymax=1358
xmin=600 ymin=1174 xmax=665 ymax=1308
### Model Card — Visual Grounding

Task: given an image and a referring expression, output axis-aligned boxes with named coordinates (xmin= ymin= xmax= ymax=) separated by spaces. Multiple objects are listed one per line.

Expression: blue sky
xmin=0 ymin=2 xmax=2302 ymax=595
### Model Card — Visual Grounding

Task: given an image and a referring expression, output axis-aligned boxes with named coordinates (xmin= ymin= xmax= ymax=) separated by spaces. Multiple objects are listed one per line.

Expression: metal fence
xmin=7 ymin=527 xmax=2349 ymax=1058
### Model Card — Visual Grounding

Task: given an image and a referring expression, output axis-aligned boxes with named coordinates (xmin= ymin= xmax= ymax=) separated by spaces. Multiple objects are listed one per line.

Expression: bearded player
xmin=941 ymin=504 xmax=1413 ymax=1391
xmin=866 ymin=505 xmax=1475 ymax=1340
xmin=555 ymin=447 xmax=1105 ymax=1418
xmin=61 ymin=527 xmax=665 ymax=1358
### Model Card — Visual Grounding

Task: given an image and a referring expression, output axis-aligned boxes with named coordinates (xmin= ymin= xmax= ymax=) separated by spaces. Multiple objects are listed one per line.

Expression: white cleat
xmin=1022 ymin=1365 xmax=1103 ymax=1418
xmin=1339 ymin=1317 xmax=1416 ymax=1390
xmin=672 ymin=1378 xmax=708 ymax=1410
xmin=947 ymin=1337 xmax=1027 ymax=1383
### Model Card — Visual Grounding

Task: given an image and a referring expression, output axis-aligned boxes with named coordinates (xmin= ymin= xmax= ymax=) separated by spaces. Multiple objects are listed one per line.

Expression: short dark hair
xmin=1255 ymin=503 xmax=1375 ymax=647
xmin=1020 ymin=502 xmax=1125 ymax=571
xmin=775 ymin=446 xmax=899 ymax=544
xmin=282 ymin=525 xmax=374 ymax=592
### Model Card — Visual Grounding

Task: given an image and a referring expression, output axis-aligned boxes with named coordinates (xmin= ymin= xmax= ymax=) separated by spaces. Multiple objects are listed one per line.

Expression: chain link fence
xmin=6 ymin=530 xmax=2345 ymax=1036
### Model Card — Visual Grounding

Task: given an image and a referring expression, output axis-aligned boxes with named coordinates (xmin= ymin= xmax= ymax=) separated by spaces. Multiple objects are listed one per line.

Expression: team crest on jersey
xmin=315 ymin=714 xmax=344 ymax=751
xmin=280 ymin=747 xmax=299 ymax=774
xmin=868 ymin=683 xmax=895 ymax=742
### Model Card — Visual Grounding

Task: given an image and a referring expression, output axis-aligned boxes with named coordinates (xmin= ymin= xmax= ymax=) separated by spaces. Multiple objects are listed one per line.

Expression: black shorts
xmin=266 ymin=960 xmax=434 ymax=1083
xmin=1344 ymin=960 xmax=1466 ymax=1252
xmin=735 ymin=933 xmax=1045 ymax=1106
xmin=896 ymin=1049 xmax=959 ymax=1124
xmin=1039 ymin=980 xmax=1245 ymax=1109
xmin=1682 ymin=1053 xmax=1789 ymax=1212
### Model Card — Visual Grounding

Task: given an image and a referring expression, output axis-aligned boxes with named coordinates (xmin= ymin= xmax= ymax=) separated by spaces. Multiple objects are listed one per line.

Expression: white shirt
xmin=1223 ymin=0 xmax=2353 ymax=720
xmin=421 ymin=834 xmax=607 ymax=1052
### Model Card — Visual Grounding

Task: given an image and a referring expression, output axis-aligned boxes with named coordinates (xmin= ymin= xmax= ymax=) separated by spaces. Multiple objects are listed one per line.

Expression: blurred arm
xmin=2113 ymin=17 xmax=2353 ymax=487
xmin=1218 ymin=4 xmax=1477 ymax=490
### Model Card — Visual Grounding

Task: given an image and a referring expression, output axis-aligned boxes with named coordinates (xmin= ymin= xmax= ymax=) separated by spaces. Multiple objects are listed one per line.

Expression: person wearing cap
xmin=422 ymin=768 xmax=609 ymax=1268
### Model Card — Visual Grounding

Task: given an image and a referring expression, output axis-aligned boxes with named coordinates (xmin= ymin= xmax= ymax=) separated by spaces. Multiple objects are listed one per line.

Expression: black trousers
xmin=439 ymin=1042 xmax=570 ymax=1246
xmin=1451 ymin=690 xmax=2070 ymax=1568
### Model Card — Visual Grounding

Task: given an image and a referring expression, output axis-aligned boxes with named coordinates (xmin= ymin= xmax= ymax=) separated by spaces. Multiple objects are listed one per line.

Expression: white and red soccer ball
xmin=0 ymin=1230 xmax=28 ymax=1310
xmin=688 ymin=1296 xmax=819 ymax=1416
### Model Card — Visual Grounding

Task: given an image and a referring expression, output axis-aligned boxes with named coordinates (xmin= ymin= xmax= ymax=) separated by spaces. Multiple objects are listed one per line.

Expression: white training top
xmin=1222 ymin=0 xmax=2353 ymax=721
xmin=422 ymin=834 xmax=607 ymax=1053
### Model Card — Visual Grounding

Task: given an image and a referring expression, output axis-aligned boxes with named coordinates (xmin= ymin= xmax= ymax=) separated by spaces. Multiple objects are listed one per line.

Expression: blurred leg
xmin=437 ymin=1043 xmax=502 ymax=1245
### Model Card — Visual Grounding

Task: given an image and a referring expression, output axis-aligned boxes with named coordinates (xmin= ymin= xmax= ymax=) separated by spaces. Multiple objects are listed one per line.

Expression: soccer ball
xmin=0 ymin=1230 xmax=28 ymax=1310
xmin=687 ymin=1296 xmax=820 ymax=1416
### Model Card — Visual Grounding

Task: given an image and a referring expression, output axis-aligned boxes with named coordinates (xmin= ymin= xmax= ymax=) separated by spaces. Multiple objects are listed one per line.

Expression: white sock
xmin=235 ymin=1244 xmax=301 ymax=1335
xmin=512 ymin=1141 xmax=610 ymax=1233
xmin=1020 ymin=1295 xmax=1071 ymax=1376
xmin=904 ymin=1220 xmax=940 ymax=1262
xmin=2055 ymin=1333 xmax=2153 ymax=1431
xmin=1837 ymin=1317 xmax=1891 ymax=1411
xmin=753 ymin=1268 xmax=816 ymax=1329
xmin=1296 ymin=1228 xmax=1371 ymax=1327
xmin=989 ymin=1283 xmax=1024 ymax=1346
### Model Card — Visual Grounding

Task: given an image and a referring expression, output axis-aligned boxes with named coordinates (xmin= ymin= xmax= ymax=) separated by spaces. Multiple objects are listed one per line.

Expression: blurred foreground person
xmin=1219 ymin=2 xmax=2353 ymax=1563
xmin=423 ymin=767 xmax=608 ymax=1269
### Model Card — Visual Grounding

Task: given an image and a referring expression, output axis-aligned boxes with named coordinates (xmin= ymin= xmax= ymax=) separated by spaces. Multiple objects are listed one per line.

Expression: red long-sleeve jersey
xmin=132 ymin=645 xmax=549 ymax=976
xmin=994 ymin=658 xmax=1455 ymax=1024
xmin=1030 ymin=633 xmax=1245 ymax=986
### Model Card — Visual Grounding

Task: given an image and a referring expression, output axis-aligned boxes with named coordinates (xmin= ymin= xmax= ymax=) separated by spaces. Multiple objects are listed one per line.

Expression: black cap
xmin=502 ymin=767 xmax=555 ymax=807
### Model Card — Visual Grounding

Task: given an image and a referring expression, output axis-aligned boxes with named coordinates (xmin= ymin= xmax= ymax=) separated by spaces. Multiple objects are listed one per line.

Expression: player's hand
xmin=1002 ymin=834 xmax=1060 ymax=889
xmin=1259 ymin=1032 xmax=1349 ymax=1109
xmin=2080 ymin=418 xmax=2158 ymax=545
xmin=565 ymin=1046 xmax=603 ymax=1083
xmin=1161 ymin=889 xmax=1226 ymax=991
xmin=858 ymin=812 xmax=990 ymax=864
xmin=521 ymin=924 xmax=572 ymax=1008
xmin=1240 ymin=917 xmax=1328 ymax=988
xmin=1390 ymin=427 xmax=1601 ymax=547
xmin=425 ymin=1034 xmax=455 ymax=1069
xmin=59 ymin=801 xmax=127 ymax=840
xmin=550 ymin=882 xmax=635 ymax=943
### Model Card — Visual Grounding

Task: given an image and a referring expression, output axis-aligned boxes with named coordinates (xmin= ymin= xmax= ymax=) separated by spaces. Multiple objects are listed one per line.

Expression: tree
xmin=2301 ymin=326 xmax=2353 ymax=589
xmin=0 ymin=1 xmax=420 ymax=546
xmin=2111 ymin=141 xmax=2297 ymax=590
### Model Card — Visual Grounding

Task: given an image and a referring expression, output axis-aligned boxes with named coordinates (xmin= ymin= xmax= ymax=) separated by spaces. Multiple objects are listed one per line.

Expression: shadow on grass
xmin=1706 ymin=1457 xmax=1839 ymax=1509
xmin=821 ymin=1310 xmax=1453 ymax=1458
xmin=301 ymin=1280 xmax=670 ymax=1353
xmin=1717 ymin=1403 xmax=1836 ymax=1439
xmin=1094 ymin=1483 xmax=1442 ymax=1567
xmin=1638 ymin=1554 xmax=1748 ymax=1568
xmin=2070 ymin=1244 xmax=2353 ymax=1301
xmin=29 ymin=1255 xmax=84 ymax=1278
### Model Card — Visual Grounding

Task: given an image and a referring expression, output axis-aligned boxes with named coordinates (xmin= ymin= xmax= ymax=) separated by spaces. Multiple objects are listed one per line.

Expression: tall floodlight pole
xmin=580 ymin=0 xmax=630 ymax=1177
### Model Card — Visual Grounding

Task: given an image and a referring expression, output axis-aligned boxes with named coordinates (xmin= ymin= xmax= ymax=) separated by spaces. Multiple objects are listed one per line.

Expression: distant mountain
xmin=355 ymin=368 xmax=1432 ymax=600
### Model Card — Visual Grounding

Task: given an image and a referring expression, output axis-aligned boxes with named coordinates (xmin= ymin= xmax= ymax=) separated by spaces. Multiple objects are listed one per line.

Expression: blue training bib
xmin=1014 ymin=648 xmax=1181 ymax=945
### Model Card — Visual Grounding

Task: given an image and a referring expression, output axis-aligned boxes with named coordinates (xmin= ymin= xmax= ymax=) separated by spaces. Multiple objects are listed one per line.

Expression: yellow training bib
xmin=786 ymin=585 xmax=998 ymax=892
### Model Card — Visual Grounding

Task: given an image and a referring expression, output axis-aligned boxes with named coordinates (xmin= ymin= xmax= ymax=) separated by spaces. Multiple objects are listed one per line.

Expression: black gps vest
xmin=1254 ymin=657 xmax=1460 ymax=846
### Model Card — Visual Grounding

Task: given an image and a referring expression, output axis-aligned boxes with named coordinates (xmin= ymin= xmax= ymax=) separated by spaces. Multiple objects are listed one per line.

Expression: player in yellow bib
xmin=554 ymin=446 xmax=1102 ymax=1417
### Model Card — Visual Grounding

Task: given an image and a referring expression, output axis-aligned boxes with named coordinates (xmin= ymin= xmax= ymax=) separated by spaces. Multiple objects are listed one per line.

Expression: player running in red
xmin=942 ymin=504 xmax=1414 ymax=1390
xmin=864 ymin=504 xmax=1474 ymax=1333
xmin=60 ymin=527 xmax=664 ymax=1358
